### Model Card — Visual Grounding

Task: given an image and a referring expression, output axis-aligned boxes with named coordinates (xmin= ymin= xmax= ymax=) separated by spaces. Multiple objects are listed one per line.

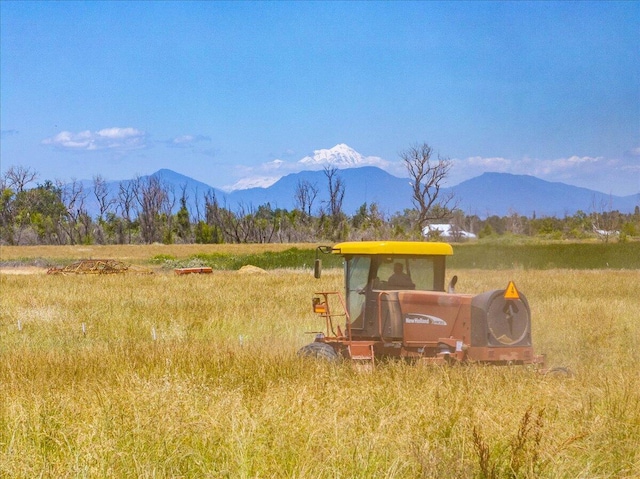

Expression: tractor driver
xmin=387 ymin=262 xmax=414 ymax=289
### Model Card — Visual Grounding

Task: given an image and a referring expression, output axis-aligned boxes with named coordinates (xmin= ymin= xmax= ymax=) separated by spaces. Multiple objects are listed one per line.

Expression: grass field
xmin=2 ymin=240 xmax=639 ymax=271
xmin=1 ymin=244 xmax=639 ymax=478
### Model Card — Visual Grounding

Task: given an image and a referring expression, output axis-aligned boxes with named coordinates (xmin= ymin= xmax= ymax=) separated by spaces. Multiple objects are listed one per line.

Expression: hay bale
xmin=238 ymin=265 xmax=267 ymax=274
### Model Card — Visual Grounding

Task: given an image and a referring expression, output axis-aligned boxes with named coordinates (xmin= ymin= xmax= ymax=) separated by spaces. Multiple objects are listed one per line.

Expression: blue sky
xmin=1 ymin=1 xmax=639 ymax=195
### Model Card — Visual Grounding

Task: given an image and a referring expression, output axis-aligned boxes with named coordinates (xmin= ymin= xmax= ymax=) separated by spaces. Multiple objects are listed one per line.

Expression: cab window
xmin=345 ymin=256 xmax=371 ymax=328
xmin=373 ymin=256 xmax=437 ymax=291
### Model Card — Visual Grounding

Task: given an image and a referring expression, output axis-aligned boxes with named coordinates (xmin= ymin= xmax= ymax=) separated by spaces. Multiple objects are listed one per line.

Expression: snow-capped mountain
xmin=224 ymin=143 xmax=392 ymax=192
xmin=227 ymin=176 xmax=280 ymax=190
xmin=298 ymin=144 xmax=387 ymax=169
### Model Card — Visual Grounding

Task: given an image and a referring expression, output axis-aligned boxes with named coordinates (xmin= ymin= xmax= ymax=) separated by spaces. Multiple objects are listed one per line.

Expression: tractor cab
xmin=303 ymin=241 xmax=544 ymax=366
xmin=334 ymin=241 xmax=452 ymax=337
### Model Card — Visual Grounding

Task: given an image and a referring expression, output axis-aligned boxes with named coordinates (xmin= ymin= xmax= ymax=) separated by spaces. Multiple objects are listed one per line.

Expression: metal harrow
xmin=47 ymin=259 xmax=152 ymax=275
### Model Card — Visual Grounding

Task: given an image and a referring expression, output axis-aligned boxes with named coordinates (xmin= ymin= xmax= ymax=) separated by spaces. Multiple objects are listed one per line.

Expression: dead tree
xmin=117 ymin=180 xmax=137 ymax=243
xmin=4 ymin=165 xmax=38 ymax=193
xmin=401 ymin=142 xmax=456 ymax=231
xmin=93 ymin=175 xmax=116 ymax=220
xmin=319 ymin=166 xmax=347 ymax=240
xmin=323 ymin=166 xmax=345 ymax=219
xmin=294 ymin=179 xmax=319 ymax=218
xmin=92 ymin=175 xmax=116 ymax=244
xmin=133 ymin=176 xmax=169 ymax=244
xmin=591 ymin=195 xmax=620 ymax=243
xmin=58 ymin=178 xmax=88 ymax=244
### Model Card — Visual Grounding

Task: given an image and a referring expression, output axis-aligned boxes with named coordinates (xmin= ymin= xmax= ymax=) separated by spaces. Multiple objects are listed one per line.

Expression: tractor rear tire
xmin=297 ymin=342 xmax=339 ymax=361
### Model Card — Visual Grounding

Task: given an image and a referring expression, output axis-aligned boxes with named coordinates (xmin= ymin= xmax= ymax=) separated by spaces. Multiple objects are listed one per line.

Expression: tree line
xmin=2 ymin=144 xmax=638 ymax=246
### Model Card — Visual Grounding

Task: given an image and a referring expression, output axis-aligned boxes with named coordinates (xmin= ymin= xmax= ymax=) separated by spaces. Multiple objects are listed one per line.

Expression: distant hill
xmin=226 ymin=166 xmax=412 ymax=215
xmin=80 ymin=169 xmax=225 ymax=219
xmin=79 ymin=167 xmax=638 ymax=219
xmin=226 ymin=168 xmax=638 ymax=217
xmin=450 ymin=172 xmax=639 ymax=217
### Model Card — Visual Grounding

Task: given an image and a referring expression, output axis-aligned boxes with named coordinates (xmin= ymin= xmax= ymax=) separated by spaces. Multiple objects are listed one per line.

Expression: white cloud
xmin=167 ymin=134 xmax=211 ymax=148
xmin=173 ymin=135 xmax=195 ymax=144
xmin=530 ymin=156 xmax=605 ymax=179
xmin=264 ymin=159 xmax=285 ymax=170
xmin=566 ymin=155 xmax=599 ymax=165
xmin=97 ymin=127 xmax=140 ymax=140
xmin=42 ymin=127 xmax=146 ymax=151
xmin=627 ymin=146 xmax=640 ymax=157
xmin=224 ymin=176 xmax=280 ymax=191
xmin=465 ymin=156 xmax=513 ymax=170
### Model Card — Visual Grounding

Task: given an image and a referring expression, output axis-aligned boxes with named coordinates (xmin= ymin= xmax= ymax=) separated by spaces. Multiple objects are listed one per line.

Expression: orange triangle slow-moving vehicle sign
xmin=504 ymin=281 xmax=520 ymax=300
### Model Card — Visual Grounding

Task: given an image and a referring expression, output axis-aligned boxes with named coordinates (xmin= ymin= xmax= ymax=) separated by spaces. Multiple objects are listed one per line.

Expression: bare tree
xmin=160 ymin=182 xmax=176 ymax=243
xmin=401 ymin=142 xmax=456 ymax=230
xmin=58 ymin=178 xmax=89 ymax=244
xmin=232 ymin=203 xmax=271 ymax=243
xmin=192 ymin=186 xmax=203 ymax=223
xmin=192 ymin=189 xmax=222 ymax=244
xmin=117 ymin=180 xmax=137 ymax=243
xmin=506 ymin=209 xmax=524 ymax=235
xmin=204 ymin=193 xmax=243 ymax=243
xmin=591 ymin=195 xmax=620 ymax=243
xmin=93 ymin=174 xmax=116 ymax=219
xmin=5 ymin=165 xmax=38 ymax=192
xmin=448 ymin=209 xmax=469 ymax=242
xmin=323 ymin=166 xmax=345 ymax=219
xmin=134 ymin=175 xmax=169 ymax=244
xmin=92 ymin=175 xmax=117 ymax=244
xmin=319 ymin=166 xmax=347 ymax=241
xmin=294 ymin=179 xmax=319 ymax=217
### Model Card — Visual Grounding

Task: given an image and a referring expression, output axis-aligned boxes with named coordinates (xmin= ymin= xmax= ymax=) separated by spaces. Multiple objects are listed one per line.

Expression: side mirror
xmin=314 ymin=245 xmax=332 ymax=279
xmin=314 ymin=258 xmax=322 ymax=279
xmin=448 ymin=275 xmax=458 ymax=293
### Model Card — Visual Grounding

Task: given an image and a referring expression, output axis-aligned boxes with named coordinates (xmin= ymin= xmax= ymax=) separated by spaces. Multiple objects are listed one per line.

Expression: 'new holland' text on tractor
xmin=298 ymin=241 xmax=545 ymax=366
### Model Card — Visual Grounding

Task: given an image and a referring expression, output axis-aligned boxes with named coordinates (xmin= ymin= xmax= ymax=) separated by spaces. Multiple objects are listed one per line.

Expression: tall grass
xmin=449 ymin=242 xmax=640 ymax=269
xmin=1 ymin=250 xmax=639 ymax=477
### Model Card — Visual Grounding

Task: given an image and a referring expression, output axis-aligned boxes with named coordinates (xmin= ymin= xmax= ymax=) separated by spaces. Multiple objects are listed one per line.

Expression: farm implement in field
xmin=47 ymin=259 xmax=152 ymax=275
xmin=174 ymin=267 xmax=213 ymax=275
xmin=299 ymin=241 xmax=545 ymax=367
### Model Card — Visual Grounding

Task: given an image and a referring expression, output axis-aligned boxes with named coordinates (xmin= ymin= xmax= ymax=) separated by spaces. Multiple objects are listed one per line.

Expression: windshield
xmin=345 ymin=256 xmax=371 ymax=327
xmin=374 ymin=256 xmax=437 ymax=291
xmin=344 ymin=254 xmax=444 ymax=320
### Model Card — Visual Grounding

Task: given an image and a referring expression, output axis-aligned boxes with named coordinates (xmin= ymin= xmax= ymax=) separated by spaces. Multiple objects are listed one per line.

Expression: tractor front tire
xmin=297 ymin=342 xmax=339 ymax=361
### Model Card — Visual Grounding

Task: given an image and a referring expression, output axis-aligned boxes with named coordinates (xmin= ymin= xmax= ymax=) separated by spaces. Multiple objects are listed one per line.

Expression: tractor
xmin=298 ymin=241 xmax=545 ymax=366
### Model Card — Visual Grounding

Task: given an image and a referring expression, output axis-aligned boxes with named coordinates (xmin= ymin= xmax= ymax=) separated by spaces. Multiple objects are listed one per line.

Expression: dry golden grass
xmin=1 ymin=246 xmax=638 ymax=478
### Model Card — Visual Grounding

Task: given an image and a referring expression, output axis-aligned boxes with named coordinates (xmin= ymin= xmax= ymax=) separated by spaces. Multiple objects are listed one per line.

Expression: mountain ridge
xmin=452 ymin=172 xmax=638 ymax=217
xmin=79 ymin=167 xmax=639 ymax=219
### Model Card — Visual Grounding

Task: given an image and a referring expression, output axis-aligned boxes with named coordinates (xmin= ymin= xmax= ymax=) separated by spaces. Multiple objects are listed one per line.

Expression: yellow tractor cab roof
xmin=331 ymin=241 xmax=453 ymax=256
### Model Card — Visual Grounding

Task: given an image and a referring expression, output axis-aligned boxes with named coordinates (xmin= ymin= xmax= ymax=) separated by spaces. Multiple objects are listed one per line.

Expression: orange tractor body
xmin=299 ymin=241 xmax=544 ymax=366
